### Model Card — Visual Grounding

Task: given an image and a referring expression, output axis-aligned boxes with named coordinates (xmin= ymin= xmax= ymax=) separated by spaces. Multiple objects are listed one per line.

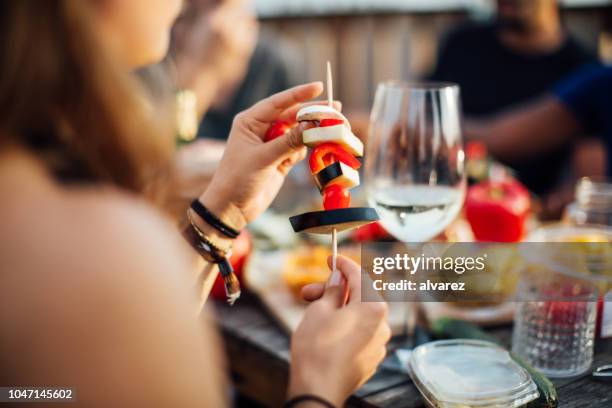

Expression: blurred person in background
xmin=430 ymin=0 xmax=603 ymax=215
xmin=466 ymin=64 xmax=612 ymax=179
xmin=171 ymin=0 xmax=293 ymax=140
xmin=0 ymin=1 xmax=390 ymax=406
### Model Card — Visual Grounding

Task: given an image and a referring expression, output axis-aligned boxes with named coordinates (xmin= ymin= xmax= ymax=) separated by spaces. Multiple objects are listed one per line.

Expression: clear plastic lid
xmin=408 ymin=340 xmax=539 ymax=408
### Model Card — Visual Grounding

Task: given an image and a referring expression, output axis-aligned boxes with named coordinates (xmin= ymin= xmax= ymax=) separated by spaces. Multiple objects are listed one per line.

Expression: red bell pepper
xmin=319 ymin=118 xmax=345 ymax=127
xmin=309 ymin=142 xmax=361 ymax=174
xmin=323 ymin=184 xmax=351 ymax=210
xmin=465 ymin=178 xmax=530 ymax=242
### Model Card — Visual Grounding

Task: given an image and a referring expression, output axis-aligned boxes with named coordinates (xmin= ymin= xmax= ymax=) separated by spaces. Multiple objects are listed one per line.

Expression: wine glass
xmin=365 ymin=82 xmax=466 ymax=243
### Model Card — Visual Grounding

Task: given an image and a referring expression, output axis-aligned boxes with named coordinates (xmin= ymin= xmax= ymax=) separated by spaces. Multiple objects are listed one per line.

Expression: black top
xmin=197 ymin=38 xmax=292 ymax=140
xmin=430 ymin=23 xmax=597 ymax=195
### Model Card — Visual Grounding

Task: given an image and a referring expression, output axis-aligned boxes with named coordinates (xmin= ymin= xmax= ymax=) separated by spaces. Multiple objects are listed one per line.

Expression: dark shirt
xmin=197 ymin=38 xmax=292 ymax=140
xmin=430 ymin=23 xmax=597 ymax=194
xmin=554 ymin=65 xmax=612 ymax=177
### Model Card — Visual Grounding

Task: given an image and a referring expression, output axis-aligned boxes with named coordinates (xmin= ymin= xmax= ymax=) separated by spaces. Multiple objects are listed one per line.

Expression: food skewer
xmin=287 ymin=61 xmax=380 ymax=289
xmin=326 ymin=61 xmax=339 ymax=280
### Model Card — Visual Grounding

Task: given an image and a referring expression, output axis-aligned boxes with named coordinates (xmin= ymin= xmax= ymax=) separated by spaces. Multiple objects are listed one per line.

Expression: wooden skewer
xmin=326 ymin=60 xmax=339 ymax=280
xmin=332 ymin=227 xmax=338 ymax=273
xmin=326 ymin=61 xmax=333 ymax=108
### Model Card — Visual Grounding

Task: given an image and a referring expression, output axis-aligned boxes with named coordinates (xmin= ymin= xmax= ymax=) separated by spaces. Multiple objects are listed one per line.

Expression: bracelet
xmin=184 ymin=211 xmax=231 ymax=263
xmin=182 ymin=214 xmax=241 ymax=305
xmin=190 ymin=199 xmax=241 ymax=239
xmin=284 ymin=395 xmax=336 ymax=408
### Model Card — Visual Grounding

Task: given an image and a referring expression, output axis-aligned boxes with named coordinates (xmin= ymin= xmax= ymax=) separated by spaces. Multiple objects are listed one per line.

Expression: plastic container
xmin=408 ymin=340 xmax=539 ymax=407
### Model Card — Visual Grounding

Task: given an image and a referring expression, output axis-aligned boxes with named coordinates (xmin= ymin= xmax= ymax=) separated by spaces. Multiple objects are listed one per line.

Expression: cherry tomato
xmin=323 ymin=184 xmax=351 ymax=210
xmin=264 ymin=120 xmax=291 ymax=142
xmin=309 ymin=142 xmax=361 ymax=174
xmin=319 ymin=118 xmax=345 ymax=127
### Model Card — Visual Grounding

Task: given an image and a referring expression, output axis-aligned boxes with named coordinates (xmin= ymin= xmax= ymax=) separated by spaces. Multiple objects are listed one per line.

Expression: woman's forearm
xmin=180 ymin=186 xmax=246 ymax=308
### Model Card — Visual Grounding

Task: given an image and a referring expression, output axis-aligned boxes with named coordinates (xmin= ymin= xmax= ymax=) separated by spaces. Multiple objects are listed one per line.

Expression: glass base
xmin=537 ymin=363 xmax=592 ymax=378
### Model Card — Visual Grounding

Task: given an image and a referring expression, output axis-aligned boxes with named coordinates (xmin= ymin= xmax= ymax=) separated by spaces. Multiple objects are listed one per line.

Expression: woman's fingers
xmin=246 ymin=82 xmax=323 ymax=125
xmin=264 ymin=123 xmax=311 ymax=163
xmin=326 ymin=255 xmax=362 ymax=304
xmin=301 ymin=282 xmax=326 ymax=302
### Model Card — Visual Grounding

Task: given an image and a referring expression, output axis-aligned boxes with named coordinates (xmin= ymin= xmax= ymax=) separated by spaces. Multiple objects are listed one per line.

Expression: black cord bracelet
xmin=190 ymin=199 xmax=241 ymax=239
xmin=284 ymin=394 xmax=336 ymax=408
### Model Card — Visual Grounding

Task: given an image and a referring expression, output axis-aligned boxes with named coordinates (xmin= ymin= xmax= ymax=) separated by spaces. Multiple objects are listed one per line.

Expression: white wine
xmin=369 ymin=185 xmax=464 ymax=242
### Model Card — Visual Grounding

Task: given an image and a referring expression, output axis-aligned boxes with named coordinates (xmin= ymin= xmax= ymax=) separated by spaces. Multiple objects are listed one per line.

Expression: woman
xmin=0 ymin=1 xmax=390 ymax=407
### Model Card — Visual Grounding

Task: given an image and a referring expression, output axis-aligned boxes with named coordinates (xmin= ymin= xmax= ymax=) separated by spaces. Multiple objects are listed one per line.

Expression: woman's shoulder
xmin=0 ymin=151 xmax=225 ymax=405
xmin=0 ymin=150 xmax=194 ymax=300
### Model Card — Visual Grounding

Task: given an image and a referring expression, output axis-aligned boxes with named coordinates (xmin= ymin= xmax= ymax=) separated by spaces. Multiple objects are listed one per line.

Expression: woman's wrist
xmin=198 ymin=184 xmax=247 ymax=237
xmin=288 ymin=371 xmax=343 ymax=408
xmin=284 ymin=395 xmax=336 ymax=408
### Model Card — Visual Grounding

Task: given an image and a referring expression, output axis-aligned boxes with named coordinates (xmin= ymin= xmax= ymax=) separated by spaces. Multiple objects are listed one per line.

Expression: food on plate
xmin=283 ymin=246 xmax=331 ymax=299
xmin=283 ymin=245 xmax=360 ymax=300
xmin=465 ymin=178 xmax=531 ymax=242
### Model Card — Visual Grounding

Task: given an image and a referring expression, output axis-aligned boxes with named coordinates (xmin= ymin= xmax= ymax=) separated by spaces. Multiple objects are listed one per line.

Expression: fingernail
xmin=327 ymin=269 xmax=343 ymax=287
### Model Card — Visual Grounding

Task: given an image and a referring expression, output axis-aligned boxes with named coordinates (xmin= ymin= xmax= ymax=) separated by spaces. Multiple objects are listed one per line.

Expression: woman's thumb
xmin=320 ymin=284 xmax=348 ymax=308
xmin=264 ymin=122 xmax=309 ymax=163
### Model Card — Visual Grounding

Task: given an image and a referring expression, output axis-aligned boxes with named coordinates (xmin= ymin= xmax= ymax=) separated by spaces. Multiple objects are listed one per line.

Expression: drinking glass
xmin=512 ymin=246 xmax=599 ymax=377
xmin=564 ymin=177 xmax=612 ymax=227
xmin=365 ymin=82 xmax=466 ymax=242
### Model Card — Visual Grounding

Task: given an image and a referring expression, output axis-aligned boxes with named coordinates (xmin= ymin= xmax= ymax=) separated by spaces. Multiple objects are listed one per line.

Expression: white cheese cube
xmin=302 ymin=125 xmax=364 ymax=157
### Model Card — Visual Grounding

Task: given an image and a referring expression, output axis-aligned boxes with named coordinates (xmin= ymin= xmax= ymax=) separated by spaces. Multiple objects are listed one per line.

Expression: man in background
xmin=430 ymin=0 xmax=600 ymax=205
xmin=466 ymin=64 xmax=611 ymax=178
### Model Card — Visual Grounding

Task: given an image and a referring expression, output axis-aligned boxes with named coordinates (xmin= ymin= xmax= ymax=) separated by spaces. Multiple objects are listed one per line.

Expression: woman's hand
xmin=199 ymin=82 xmax=341 ymax=231
xmin=288 ymin=256 xmax=391 ymax=407
xmin=172 ymin=0 xmax=258 ymax=115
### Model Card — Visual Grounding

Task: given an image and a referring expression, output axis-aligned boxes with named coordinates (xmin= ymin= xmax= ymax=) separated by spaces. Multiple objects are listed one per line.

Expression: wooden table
xmin=214 ymin=294 xmax=612 ymax=408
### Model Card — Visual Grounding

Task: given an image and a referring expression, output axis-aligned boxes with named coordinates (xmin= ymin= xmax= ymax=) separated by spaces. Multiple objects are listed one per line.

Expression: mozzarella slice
xmin=314 ymin=161 xmax=360 ymax=191
xmin=296 ymin=105 xmax=351 ymax=130
xmin=302 ymin=125 xmax=364 ymax=157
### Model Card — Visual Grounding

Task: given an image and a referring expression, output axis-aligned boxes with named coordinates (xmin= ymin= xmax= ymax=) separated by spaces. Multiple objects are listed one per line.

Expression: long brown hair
xmin=0 ymin=0 xmax=174 ymax=201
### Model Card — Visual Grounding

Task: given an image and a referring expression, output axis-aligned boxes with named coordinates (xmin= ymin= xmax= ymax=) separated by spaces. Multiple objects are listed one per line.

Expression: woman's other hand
xmin=172 ymin=0 xmax=259 ymax=115
xmin=200 ymin=82 xmax=341 ymax=230
xmin=289 ymin=255 xmax=391 ymax=407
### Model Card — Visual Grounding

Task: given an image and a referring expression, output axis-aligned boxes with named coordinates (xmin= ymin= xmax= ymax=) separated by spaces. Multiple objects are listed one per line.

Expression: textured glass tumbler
xmin=512 ymin=294 xmax=597 ymax=377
